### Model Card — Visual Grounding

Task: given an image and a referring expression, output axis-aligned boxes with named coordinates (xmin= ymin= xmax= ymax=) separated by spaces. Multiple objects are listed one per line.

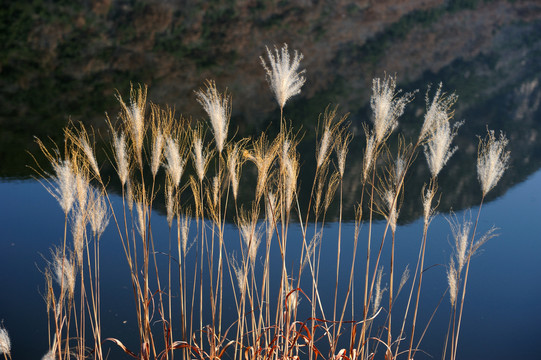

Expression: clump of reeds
xmin=32 ymin=43 xmax=510 ymax=360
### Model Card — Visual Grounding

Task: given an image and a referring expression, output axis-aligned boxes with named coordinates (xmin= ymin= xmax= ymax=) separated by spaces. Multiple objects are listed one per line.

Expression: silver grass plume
xmin=195 ymin=80 xmax=231 ymax=154
xmin=75 ymin=172 xmax=89 ymax=211
xmin=317 ymin=126 xmax=332 ymax=169
xmin=282 ymin=138 xmax=299 ymax=212
xmin=372 ymin=266 xmax=387 ymax=316
xmin=424 ymin=117 xmax=462 ymax=178
xmin=384 ymin=189 xmax=399 ymax=233
xmin=164 ymin=136 xmax=185 ymax=188
xmin=260 ymin=43 xmax=306 ymax=109
xmin=362 ymin=125 xmax=376 ymax=183
xmin=324 ymin=171 xmax=340 ymax=213
xmin=76 ymin=129 xmax=100 ymax=179
xmin=370 ymin=75 xmax=414 ymax=144
xmin=113 ymin=131 xmax=129 ymax=187
xmin=49 ymin=158 xmax=77 ymax=215
xmin=165 ymin=177 xmax=174 ymax=227
xmin=126 ymin=178 xmax=134 ymax=212
xmin=448 ymin=212 xmax=471 ymax=273
xmin=245 ymin=134 xmax=278 ymax=201
xmin=336 ymin=130 xmax=352 ymax=178
xmin=398 ymin=265 xmax=410 ymax=294
xmin=116 ymin=84 xmax=147 ymax=168
xmin=226 ymin=142 xmax=246 ymax=201
xmin=52 ymin=249 xmax=76 ymax=298
xmin=192 ymin=130 xmax=211 ymax=182
xmin=422 ymin=183 xmax=438 ymax=224
xmin=71 ymin=205 xmax=87 ymax=267
xmin=42 ymin=349 xmax=55 ymax=360
xmin=447 ymin=259 xmax=458 ymax=306
xmin=265 ymin=192 xmax=279 ymax=240
xmin=135 ymin=198 xmax=146 ymax=239
xmin=477 ymin=129 xmax=510 ymax=197
xmin=180 ymin=213 xmax=192 ymax=256
xmin=88 ymin=187 xmax=110 ymax=239
xmin=239 ymin=209 xmax=262 ymax=267
xmin=469 ymin=226 xmax=498 ymax=258
xmin=419 ymin=83 xmax=458 ymax=143
xmin=151 ymin=129 xmax=164 ymax=178
xmin=230 ymin=254 xmax=246 ymax=296
xmin=0 ymin=325 xmax=11 ymax=355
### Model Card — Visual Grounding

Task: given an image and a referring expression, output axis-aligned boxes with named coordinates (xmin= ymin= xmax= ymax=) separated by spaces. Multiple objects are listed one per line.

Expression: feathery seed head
xmin=135 ymin=198 xmax=146 ymax=239
xmin=422 ymin=183 xmax=437 ymax=223
xmin=195 ymin=80 xmax=231 ymax=153
xmin=317 ymin=129 xmax=332 ymax=169
xmin=42 ymin=349 xmax=55 ymax=360
xmin=226 ymin=141 xmax=246 ymax=201
xmin=126 ymin=178 xmax=134 ymax=212
xmin=448 ymin=213 xmax=472 ymax=273
xmin=398 ymin=265 xmax=410 ymax=293
xmin=112 ymin=131 xmax=130 ymax=187
xmin=0 ymin=325 xmax=11 ymax=355
xmin=424 ymin=119 xmax=462 ymax=178
xmin=265 ymin=192 xmax=279 ymax=239
xmin=362 ymin=127 xmax=377 ymax=183
xmin=116 ymin=84 xmax=147 ymax=167
xmin=370 ymin=75 xmax=414 ymax=144
xmin=164 ymin=136 xmax=185 ymax=188
xmin=52 ymin=249 xmax=76 ymax=297
xmin=260 ymin=43 xmax=306 ymax=109
xmin=77 ymin=131 xmax=100 ymax=179
xmin=165 ymin=177 xmax=175 ymax=227
xmin=151 ymin=129 xmax=164 ymax=178
xmin=246 ymin=134 xmax=278 ymax=201
xmin=88 ymin=187 xmax=109 ymax=239
xmin=180 ymin=213 xmax=192 ymax=255
xmin=372 ymin=267 xmax=387 ymax=316
xmin=192 ymin=129 xmax=211 ymax=182
xmin=420 ymin=83 xmax=458 ymax=143
xmin=231 ymin=254 xmax=246 ymax=296
xmin=336 ymin=130 xmax=352 ymax=178
xmin=447 ymin=259 xmax=458 ymax=306
xmin=75 ymin=171 xmax=90 ymax=211
xmin=71 ymin=206 xmax=87 ymax=266
xmin=238 ymin=208 xmax=262 ymax=267
xmin=384 ymin=189 xmax=399 ymax=233
xmin=50 ymin=158 xmax=77 ymax=215
xmin=477 ymin=129 xmax=510 ymax=197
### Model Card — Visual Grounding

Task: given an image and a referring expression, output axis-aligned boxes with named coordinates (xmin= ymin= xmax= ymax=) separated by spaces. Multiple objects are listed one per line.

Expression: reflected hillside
xmin=1 ymin=0 xmax=540 ymax=221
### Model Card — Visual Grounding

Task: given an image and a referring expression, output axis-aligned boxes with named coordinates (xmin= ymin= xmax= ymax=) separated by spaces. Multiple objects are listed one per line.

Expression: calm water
xmin=1 ymin=4 xmax=540 ymax=357
xmin=1 ymin=166 xmax=540 ymax=359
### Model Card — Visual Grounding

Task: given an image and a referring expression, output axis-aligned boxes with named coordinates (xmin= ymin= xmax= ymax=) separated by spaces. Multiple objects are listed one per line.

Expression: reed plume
xmin=419 ymin=83 xmax=458 ymax=143
xmin=116 ymin=84 xmax=147 ymax=168
xmin=424 ymin=117 xmax=462 ymax=178
xmin=370 ymin=75 xmax=414 ymax=144
xmin=260 ymin=43 xmax=306 ymax=110
xmin=477 ymin=129 xmax=510 ymax=197
xmin=111 ymin=130 xmax=130 ymax=187
xmin=0 ymin=325 xmax=10 ymax=357
xmin=196 ymin=80 xmax=231 ymax=154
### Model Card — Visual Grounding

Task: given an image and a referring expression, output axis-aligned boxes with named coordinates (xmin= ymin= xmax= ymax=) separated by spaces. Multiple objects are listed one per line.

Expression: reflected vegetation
xmin=1 ymin=1 xmax=541 ymax=217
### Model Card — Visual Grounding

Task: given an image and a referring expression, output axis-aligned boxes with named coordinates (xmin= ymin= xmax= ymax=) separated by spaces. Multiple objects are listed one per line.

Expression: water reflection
xmin=1 ymin=2 xmax=541 ymax=359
